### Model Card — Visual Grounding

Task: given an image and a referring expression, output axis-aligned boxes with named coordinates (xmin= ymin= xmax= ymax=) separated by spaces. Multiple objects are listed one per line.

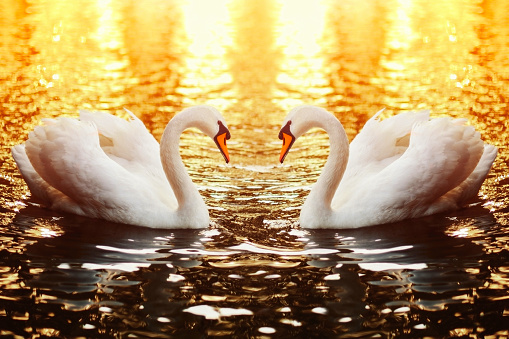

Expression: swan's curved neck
xmin=160 ymin=111 xmax=206 ymax=213
xmin=304 ymin=111 xmax=349 ymax=212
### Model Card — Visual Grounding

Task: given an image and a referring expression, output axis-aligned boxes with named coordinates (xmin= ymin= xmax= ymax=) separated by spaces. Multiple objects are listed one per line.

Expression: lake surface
xmin=1 ymin=0 xmax=508 ymax=337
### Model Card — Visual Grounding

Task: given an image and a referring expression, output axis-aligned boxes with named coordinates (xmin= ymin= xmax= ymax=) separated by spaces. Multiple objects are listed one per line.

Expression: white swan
xmin=11 ymin=105 xmax=231 ymax=229
xmin=279 ymin=105 xmax=498 ymax=228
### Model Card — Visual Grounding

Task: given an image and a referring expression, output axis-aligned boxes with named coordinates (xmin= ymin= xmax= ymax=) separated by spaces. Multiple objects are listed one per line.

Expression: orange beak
xmin=214 ymin=121 xmax=231 ymax=163
xmin=278 ymin=121 xmax=295 ymax=163
xmin=279 ymin=132 xmax=294 ymax=163
xmin=215 ymin=132 xmax=230 ymax=163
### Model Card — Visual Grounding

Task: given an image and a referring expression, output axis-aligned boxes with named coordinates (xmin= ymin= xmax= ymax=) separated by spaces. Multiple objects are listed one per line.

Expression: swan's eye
xmin=217 ymin=121 xmax=230 ymax=140
xmin=279 ymin=121 xmax=292 ymax=140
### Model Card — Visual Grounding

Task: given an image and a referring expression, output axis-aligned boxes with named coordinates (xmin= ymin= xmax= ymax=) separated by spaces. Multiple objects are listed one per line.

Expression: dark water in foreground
xmin=2 ymin=209 xmax=508 ymax=338
xmin=1 ymin=0 xmax=509 ymax=337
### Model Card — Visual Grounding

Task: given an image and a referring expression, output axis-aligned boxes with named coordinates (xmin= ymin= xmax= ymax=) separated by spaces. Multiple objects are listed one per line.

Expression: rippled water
xmin=1 ymin=0 xmax=509 ymax=337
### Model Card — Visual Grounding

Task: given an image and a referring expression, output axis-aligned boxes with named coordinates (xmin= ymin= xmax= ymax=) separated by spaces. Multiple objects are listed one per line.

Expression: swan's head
xmin=278 ymin=105 xmax=330 ymax=163
xmin=180 ymin=105 xmax=231 ymax=163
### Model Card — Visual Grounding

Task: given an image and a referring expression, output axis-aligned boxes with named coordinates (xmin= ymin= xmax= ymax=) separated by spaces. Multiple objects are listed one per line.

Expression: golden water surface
xmin=1 ymin=0 xmax=508 ymax=223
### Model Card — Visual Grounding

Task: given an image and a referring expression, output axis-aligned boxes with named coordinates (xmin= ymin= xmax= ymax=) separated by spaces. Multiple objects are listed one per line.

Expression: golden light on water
xmin=385 ymin=0 xmax=416 ymax=52
xmin=164 ymin=0 xmax=330 ymax=111
xmin=182 ymin=0 xmax=233 ymax=57
xmin=94 ymin=0 xmax=123 ymax=51
xmin=178 ymin=0 xmax=234 ymax=106
xmin=180 ymin=0 xmax=327 ymax=59
xmin=0 ymin=0 xmax=508 ymax=176
xmin=276 ymin=0 xmax=329 ymax=109
xmin=1 ymin=0 xmax=508 ymax=217
xmin=276 ymin=0 xmax=327 ymax=57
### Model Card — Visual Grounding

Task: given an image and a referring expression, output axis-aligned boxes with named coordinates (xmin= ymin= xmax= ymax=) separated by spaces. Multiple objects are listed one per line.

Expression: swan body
xmin=279 ymin=105 xmax=497 ymax=229
xmin=12 ymin=105 xmax=231 ymax=229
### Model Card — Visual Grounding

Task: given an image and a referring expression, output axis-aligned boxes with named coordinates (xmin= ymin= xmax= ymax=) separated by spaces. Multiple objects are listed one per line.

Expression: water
xmin=1 ymin=0 xmax=508 ymax=337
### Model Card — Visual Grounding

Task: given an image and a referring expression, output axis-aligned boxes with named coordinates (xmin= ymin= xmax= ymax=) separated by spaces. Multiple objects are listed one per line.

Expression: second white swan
xmin=279 ymin=105 xmax=497 ymax=228
xmin=12 ymin=105 xmax=230 ymax=229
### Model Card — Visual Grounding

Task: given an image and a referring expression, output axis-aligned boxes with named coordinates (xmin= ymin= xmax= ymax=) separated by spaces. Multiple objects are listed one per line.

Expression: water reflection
xmin=228 ymin=0 xmax=280 ymax=114
xmin=2 ymin=210 xmax=507 ymax=337
xmin=122 ymin=1 xmax=185 ymax=123
xmin=1 ymin=0 xmax=509 ymax=337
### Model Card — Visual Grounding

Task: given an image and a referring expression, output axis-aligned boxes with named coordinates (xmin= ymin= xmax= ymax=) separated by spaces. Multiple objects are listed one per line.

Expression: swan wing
xmin=375 ymin=117 xmax=484 ymax=216
xmin=12 ymin=144 xmax=86 ymax=215
xmin=334 ymin=110 xmax=430 ymax=209
xmin=346 ymin=109 xmax=430 ymax=172
xmin=334 ymin=117 xmax=485 ymax=226
xmin=79 ymin=110 xmax=176 ymax=203
xmin=425 ymin=143 xmax=497 ymax=214
xmin=79 ymin=109 xmax=161 ymax=172
xmin=23 ymin=118 xmax=175 ymax=222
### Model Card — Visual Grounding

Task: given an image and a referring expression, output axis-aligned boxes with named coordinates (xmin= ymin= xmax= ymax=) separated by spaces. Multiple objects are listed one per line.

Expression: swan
xmin=11 ymin=105 xmax=231 ymax=229
xmin=278 ymin=105 xmax=498 ymax=228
